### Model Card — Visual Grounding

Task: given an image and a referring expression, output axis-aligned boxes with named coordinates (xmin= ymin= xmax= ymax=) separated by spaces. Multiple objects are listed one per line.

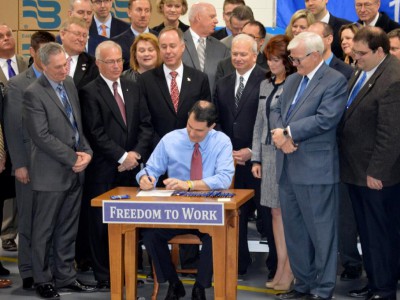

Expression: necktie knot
xmin=170 ymin=71 xmax=178 ymax=79
xmin=194 ymin=143 xmax=199 ymax=151
xmin=7 ymin=58 xmax=16 ymax=78
xmin=113 ymin=81 xmax=118 ymax=91
xmin=239 ymin=76 xmax=244 ymax=83
xmin=6 ymin=59 xmax=12 ymax=65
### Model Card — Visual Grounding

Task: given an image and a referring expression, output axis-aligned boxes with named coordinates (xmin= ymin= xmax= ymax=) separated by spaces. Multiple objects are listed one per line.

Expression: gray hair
xmin=188 ymin=2 xmax=214 ymax=23
xmin=69 ymin=0 xmax=90 ymax=10
xmin=232 ymin=33 xmax=257 ymax=54
xmin=95 ymin=40 xmax=122 ymax=60
xmin=288 ymin=31 xmax=324 ymax=55
xmin=38 ymin=42 xmax=65 ymax=66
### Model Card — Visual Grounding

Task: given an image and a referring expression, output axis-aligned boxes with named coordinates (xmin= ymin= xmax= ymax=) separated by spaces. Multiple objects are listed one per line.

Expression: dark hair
xmin=30 ymin=31 xmax=56 ymax=51
xmin=339 ymin=22 xmax=362 ymax=42
xmin=188 ymin=101 xmax=217 ymax=127
xmin=223 ymin=0 xmax=245 ymax=8
xmin=243 ymin=20 xmax=266 ymax=39
xmin=230 ymin=5 xmax=254 ymax=23
xmin=388 ymin=28 xmax=400 ymax=39
xmin=128 ymin=0 xmax=152 ymax=10
xmin=264 ymin=34 xmax=296 ymax=80
xmin=353 ymin=26 xmax=390 ymax=54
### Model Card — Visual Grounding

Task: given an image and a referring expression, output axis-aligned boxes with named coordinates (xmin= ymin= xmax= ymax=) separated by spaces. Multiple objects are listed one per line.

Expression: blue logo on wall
xmin=113 ymin=0 xmax=129 ymax=19
xmin=22 ymin=0 xmax=61 ymax=29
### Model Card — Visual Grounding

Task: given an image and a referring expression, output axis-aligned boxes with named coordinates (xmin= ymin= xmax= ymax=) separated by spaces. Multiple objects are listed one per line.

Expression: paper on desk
xmin=136 ymin=190 xmax=175 ymax=197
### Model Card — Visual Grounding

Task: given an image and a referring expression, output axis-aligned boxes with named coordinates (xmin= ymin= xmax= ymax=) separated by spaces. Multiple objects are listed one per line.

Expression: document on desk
xmin=136 ymin=190 xmax=175 ymax=197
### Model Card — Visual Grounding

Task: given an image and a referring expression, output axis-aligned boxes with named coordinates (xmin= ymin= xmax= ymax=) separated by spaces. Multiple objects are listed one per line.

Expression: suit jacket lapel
xmin=121 ymin=78 xmax=133 ymax=131
xmin=73 ymin=54 xmax=87 ymax=86
xmin=184 ymin=31 xmax=201 ymax=70
xmin=40 ymin=76 xmax=71 ymax=123
xmin=235 ymin=67 xmax=259 ymax=115
xmin=0 ymin=68 xmax=7 ymax=84
xmin=155 ymin=66 xmax=176 ymax=114
xmin=97 ymin=77 xmax=127 ymax=129
xmin=283 ymin=75 xmax=302 ymax=123
xmin=227 ymin=73 xmax=237 ymax=118
xmin=178 ymin=66 xmax=193 ymax=112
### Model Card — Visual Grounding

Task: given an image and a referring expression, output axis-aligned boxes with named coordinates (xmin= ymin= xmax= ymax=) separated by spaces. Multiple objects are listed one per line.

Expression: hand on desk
xmin=139 ymin=174 xmax=156 ymax=190
xmin=163 ymin=178 xmax=189 ymax=190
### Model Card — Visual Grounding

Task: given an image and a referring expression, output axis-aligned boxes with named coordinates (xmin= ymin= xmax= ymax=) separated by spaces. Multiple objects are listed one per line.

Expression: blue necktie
xmin=7 ymin=59 xmax=16 ymax=78
xmin=57 ymin=84 xmax=80 ymax=149
xmin=346 ymin=71 xmax=366 ymax=109
xmin=286 ymin=76 xmax=309 ymax=120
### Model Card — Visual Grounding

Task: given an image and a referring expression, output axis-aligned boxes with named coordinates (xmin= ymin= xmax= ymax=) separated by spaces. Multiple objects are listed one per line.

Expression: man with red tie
xmin=137 ymin=101 xmax=235 ymax=300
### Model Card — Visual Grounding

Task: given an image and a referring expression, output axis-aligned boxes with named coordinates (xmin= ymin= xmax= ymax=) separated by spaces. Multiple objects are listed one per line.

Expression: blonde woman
xmin=152 ymin=0 xmax=189 ymax=33
xmin=285 ymin=9 xmax=315 ymax=39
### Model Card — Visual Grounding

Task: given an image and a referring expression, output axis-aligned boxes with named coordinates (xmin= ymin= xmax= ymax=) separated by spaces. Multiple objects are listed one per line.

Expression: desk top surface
xmin=91 ymin=187 xmax=254 ymax=210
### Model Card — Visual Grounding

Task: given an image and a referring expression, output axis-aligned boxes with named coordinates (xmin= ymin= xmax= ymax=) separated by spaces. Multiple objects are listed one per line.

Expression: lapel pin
xmin=187 ymin=77 xmax=191 ymax=82
xmin=82 ymin=67 xmax=86 ymax=71
xmin=368 ymin=84 xmax=372 ymax=88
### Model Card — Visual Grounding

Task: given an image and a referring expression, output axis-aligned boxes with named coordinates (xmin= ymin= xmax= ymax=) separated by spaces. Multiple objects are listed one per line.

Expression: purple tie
xmin=7 ymin=59 xmax=16 ymax=78
xmin=112 ymin=82 xmax=127 ymax=125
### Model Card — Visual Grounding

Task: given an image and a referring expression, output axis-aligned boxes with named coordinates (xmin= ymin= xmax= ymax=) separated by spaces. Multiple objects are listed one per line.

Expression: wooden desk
xmin=91 ymin=187 xmax=254 ymax=300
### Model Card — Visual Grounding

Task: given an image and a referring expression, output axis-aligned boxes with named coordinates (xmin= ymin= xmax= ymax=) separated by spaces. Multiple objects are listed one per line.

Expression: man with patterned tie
xmin=338 ymin=27 xmax=400 ymax=300
xmin=0 ymin=23 xmax=28 ymax=253
xmin=79 ymin=40 xmax=153 ymax=291
xmin=214 ymin=33 xmax=276 ymax=278
xmin=270 ymin=32 xmax=347 ymax=300
xmin=22 ymin=42 xmax=94 ymax=299
xmin=138 ymin=101 xmax=235 ymax=300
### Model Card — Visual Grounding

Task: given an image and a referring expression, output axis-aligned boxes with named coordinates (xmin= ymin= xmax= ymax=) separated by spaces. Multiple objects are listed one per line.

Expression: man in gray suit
xmin=23 ymin=42 xmax=95 ymax=298
xmin=3 ymin=31 xmax=55 ymax=291
xmin=182 ymin=2 xmax=229 ymax=93
xmin=270 ymin=32 xmax=347 ymax=300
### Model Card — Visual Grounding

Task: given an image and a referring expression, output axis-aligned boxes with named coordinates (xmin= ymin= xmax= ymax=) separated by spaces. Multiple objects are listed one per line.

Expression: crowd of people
xmin=0 ymin=0 xmax=400 ymax=299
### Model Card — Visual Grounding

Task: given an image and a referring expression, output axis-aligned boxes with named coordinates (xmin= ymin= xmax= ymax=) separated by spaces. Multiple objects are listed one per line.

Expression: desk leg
xmin=226 ymin=210 xmax=239 ymax=300
xmin=124 ymin=229 xmax=137 ymax=299
xmin=108 ymin=224 xmax=124 ymax=300
xmin=211 ymin=224 xmax=227 ymax=300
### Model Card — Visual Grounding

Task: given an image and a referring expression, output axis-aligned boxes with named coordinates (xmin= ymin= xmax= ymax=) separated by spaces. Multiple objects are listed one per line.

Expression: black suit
xmin=112 ymin=28 xmax=159 ymax=71
xmin=89 ymin=16 xmax=129 ymax=39
xmin=338 ymin=55 xmax=400 ymax=298
xmin=328 ymin=14 xmax=351 ymax=59
xmin=329 ymin=55 xmax=353 ymax=81
xmin=214 ymin=65 xmax=277 ymax=274
xmin=73 ymin=52 xmax=99 ymax=90
xmin=358 ymin=11 xmax=400 ymax=33
xmin=79 ymin=76 xmax=153 ymax=281
xmin=152 ymin=20 xmax=189 ymax=34
xmin=138 ymin=64 xmax=211 ymax=145
xmin=55 ymin=34 xmax=108 ymax=58
xmin=211 ymin=27 xmax=228 ymax=40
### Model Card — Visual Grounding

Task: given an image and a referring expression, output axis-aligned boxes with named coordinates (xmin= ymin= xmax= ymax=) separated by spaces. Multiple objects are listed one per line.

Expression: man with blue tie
xmin=338 ymin=27 xmax=400 ymax=300
xmin=270 ymin=32 xmax=347 ymax=300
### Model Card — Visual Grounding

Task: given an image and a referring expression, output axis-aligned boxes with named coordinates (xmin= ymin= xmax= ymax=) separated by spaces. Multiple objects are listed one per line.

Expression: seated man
xmin=137 ymin=100 xmax=234 ymax=300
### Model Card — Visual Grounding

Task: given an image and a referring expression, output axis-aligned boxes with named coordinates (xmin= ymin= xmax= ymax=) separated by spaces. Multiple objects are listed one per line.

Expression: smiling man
xmin=355 ymin=0 xmax=400 ymax=32
xmin=338 ymin=26 xmax=400 ymax=300
xmin=138 ymin=100 xmax=234 ymax=300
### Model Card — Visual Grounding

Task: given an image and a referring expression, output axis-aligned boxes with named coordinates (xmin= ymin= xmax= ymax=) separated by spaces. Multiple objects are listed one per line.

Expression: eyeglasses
xmin=355 ymin=2 xmax=378 ymax=10
xmin=92 ymin=0 xmax=112 ymax=5
xmin=64 ymin=30 xmax=88 ymax=39
xmin=351 ymin=49 xmax=372 ymax=57
xmin=98 ymin=58 xmax=124 ymax=65
xmin=288 ymin=52 xmax=313 ymax=64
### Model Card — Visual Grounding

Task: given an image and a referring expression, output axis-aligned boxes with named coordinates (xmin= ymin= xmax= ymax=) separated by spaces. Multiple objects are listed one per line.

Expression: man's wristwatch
xmin=283 ymin=127 xmax=289 ymax=137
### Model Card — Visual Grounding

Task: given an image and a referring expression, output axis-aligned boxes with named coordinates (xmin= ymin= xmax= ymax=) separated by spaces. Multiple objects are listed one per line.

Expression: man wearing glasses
xmin=339 ymin=26 xmax=400 ymax=300
xmin=211 ymin=0 xmax=245 ymax=40
xmin=89 ymin=0 xmax=129 ymax=39
xmin=355 ymin=0 xmax=400 ymax=33
xmin=79 ymin=40 xmax=153 ymax=291
xmin=270 ymin=31 xmax=347 ymax=300
xmin=59 ymin=17 xmax=99 ymax=90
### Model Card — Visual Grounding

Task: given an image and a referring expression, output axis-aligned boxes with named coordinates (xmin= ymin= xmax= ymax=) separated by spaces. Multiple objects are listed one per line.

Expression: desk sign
xmin=103 ymin=201 xmax=225 ymax=226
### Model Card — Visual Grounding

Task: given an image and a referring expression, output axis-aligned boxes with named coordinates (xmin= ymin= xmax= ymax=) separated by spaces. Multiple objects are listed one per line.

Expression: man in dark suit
xmin=22 ymin=42 xmax=94 ymax=298
xmin=308 ymin=22 xmax=353 ymax=80
xmin=79 ymin=40 xmax=153 ymax=290
xmin=214 ymin=34 xmax=276 ymax=277
xmin=112 ymin=0 xmax=158 ymax=71
xmin=182 ymin=2 xmax=229 ymax=93
xmin=305 ymin=0 xmax=350 ymax=59
xmin=215 ymin=20 xmax=268 ymax=85
xmin=211 ymin=0 xmax=246 ymax=40
xmin=3 ymin=31 xmax=55 ymax=291
xmin=138 ymin=26 xmax=211 ymax=146
xmin=339 ymin=27 xmax=400 ymax=300
xmin=60 ymin=17 xmax=99 ymax=90
xmin=270 ymin=32 xmax=347 ymax=300
xmin=355 ymin=0 xmax=400 ymax=32
xmin=0 ymin=24 xmax=28 ymax=252
xmin=90 ymin=0 xmax=129 ymax=39
xmin=66 ymin=0 xmax=108 ymax=56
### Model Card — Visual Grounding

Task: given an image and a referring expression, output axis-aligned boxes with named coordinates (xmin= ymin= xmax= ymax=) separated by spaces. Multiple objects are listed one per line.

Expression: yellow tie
xmin=100 ymin=24 xmax=107 ymax=37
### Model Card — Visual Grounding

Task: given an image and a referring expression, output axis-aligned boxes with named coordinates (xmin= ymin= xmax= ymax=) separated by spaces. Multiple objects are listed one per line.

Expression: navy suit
xmin=214 ymin=65 xmax=277 ymax=275
xmin=112 ymin=28 xmax=159 ymax=71
xmin=270 ymin=63 xmax=347 ymax=299
xmin=89 ymin=16 xmax=129 ymax=38
xmin=329 ymin=54 xmax=353 ymax=81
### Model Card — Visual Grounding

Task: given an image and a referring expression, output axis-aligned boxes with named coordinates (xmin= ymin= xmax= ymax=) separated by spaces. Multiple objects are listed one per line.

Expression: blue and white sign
xmin=103 ymin=201 xmax=225 ymax=226
xmin=276 ymin=0 xmax=400 ymax=29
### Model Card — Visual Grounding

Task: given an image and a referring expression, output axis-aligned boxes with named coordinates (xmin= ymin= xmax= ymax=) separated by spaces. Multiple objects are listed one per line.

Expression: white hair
xmin=287 ymin=31 xmax=324 ymax=55
xmin=232 ymin=33 xmax=258 ymax=54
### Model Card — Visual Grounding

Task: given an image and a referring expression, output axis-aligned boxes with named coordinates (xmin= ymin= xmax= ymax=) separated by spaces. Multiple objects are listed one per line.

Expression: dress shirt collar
xmin=364 ymin=12 xmax=379 ymax=27
xmin=189 ymin=28 xmax=205 ymax=46
xmin=0 ymin=55 xmax=16 ymax=64
xmin=100 ymin=73 xmax=121 ymax=93
xmin=364 ymin=55 xmax=386 ymax=80
xmin=94 ymin=14 xmax=112 ymax=30
xmin=325 ymin=53 xmax=334 ymax=66
xmin=131 ymin=26 xmax=150 ymax=37
xmin=235 ymin=64 xmax=255 ymax=85
xmin=45 ymin=74 xmax=63 ymax=91
xmin=163 ymin=62 xmax=184 ymax=78
xmin=305 ymin=59 xmax=325 ymax=81
xmin=320 ymin=11 xmax=330 ymax=23
xmin=32 ymin=64 xmax=42 ymax=78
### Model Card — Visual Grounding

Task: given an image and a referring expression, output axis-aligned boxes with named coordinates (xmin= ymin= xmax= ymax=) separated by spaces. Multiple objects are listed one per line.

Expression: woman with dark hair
xmin=152 ymin=0 xmax=189 ymax=33
xmin=340 ymin=23 xmax=362 ymax=66
xmin=122 ymin=32 xmax=162 ymax=82
xmin=251 ymin=34 xmax=296 ymax=291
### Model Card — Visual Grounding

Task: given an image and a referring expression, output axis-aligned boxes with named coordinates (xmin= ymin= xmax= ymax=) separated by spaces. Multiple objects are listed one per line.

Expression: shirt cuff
xmin=118 ymin=152 xmax=128 ymax=164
